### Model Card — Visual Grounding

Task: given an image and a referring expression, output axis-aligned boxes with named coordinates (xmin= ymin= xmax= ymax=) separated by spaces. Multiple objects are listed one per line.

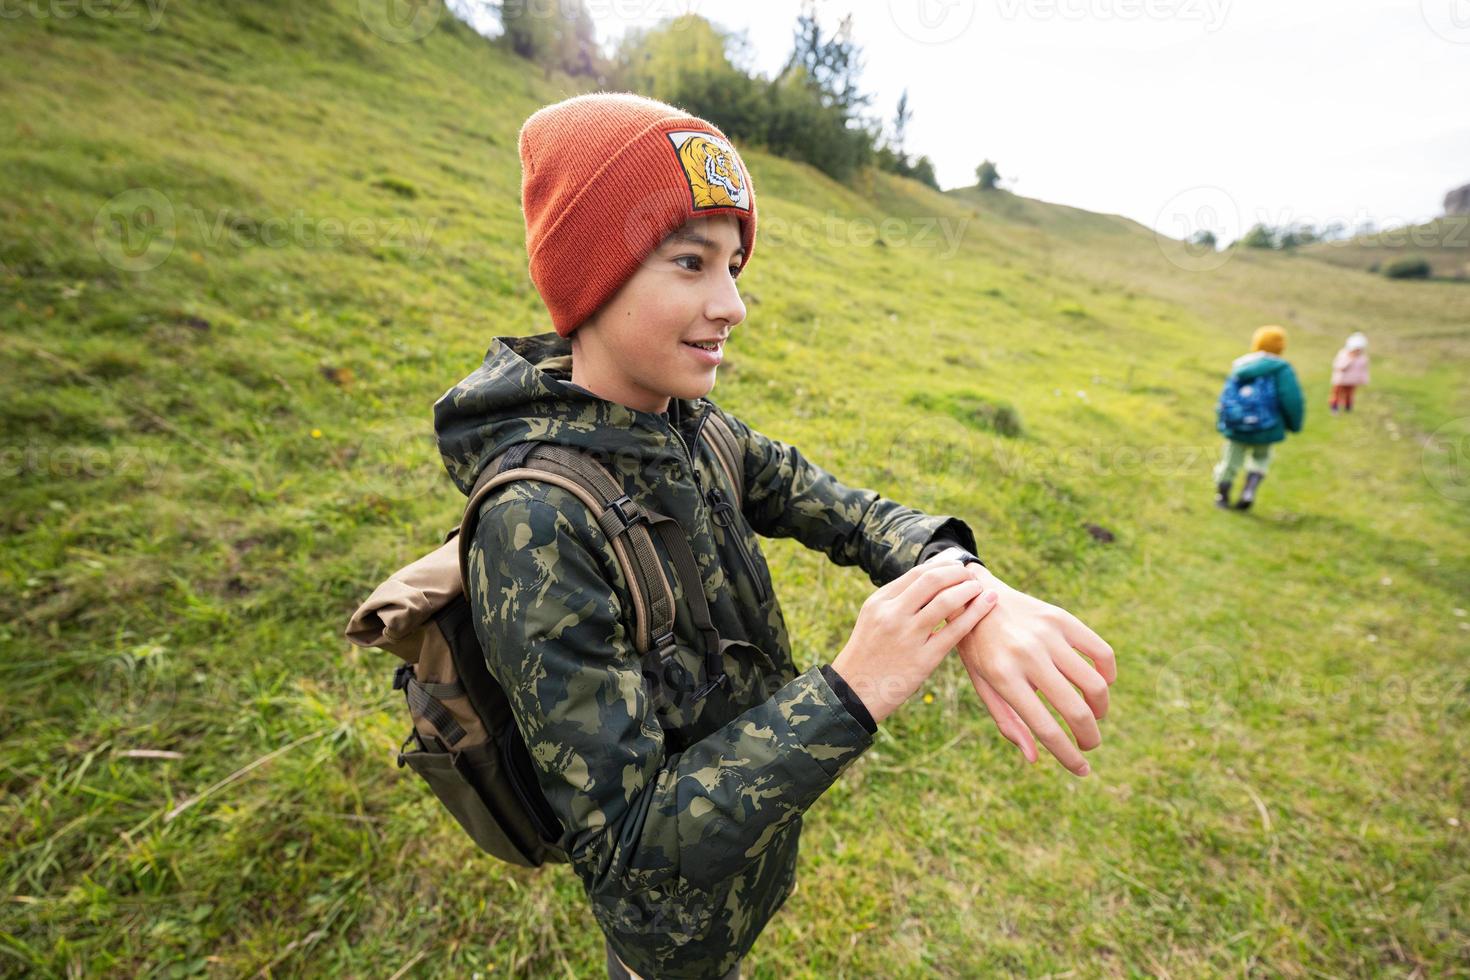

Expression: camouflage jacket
xmin=434 ymin=332 xmax=977 ymax=979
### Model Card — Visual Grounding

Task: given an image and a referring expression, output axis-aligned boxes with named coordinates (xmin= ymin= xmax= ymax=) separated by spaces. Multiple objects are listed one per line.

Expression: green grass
xmin=3 ymin=3 xmax=1468 ymax=976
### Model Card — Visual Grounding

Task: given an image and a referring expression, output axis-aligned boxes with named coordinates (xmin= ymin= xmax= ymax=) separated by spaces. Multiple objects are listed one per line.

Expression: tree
xmin=908 ymin=154 xmax=939 ymax=191
xmin=780 ymin=0 xmax=873 ymax=119
xmin=873 ymin=89 xmax=937 ymax=189
xmin=892 ymin=88 xmax=912 ymax=156
xmin=1239 ymin=223 xmax=1276 ymax=249
xmin=611 ymin=14 xmax=762 ymax=138
xmin=499 ymin=0 xmax=602 ymax=79
xmin=975 ymin=159 xmax=1000 ymax=190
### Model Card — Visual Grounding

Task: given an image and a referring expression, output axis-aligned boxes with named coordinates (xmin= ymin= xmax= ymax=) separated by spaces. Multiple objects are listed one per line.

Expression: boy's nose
xmin=707 ymin=277 xmax=746 ymax=329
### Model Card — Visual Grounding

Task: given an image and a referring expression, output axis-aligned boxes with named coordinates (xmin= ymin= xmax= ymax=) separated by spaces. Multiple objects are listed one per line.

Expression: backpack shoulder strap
xmin=458 ymin=443 xmax=674 ymax=657
xmin=458 ymin=442 xmax=730 ymax=700
xmin=698 ymin=407 xmax=745 ymax=514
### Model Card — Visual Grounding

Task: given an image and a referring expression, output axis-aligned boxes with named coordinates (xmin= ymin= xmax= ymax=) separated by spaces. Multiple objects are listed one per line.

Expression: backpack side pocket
xmin=397 ymin=736 xmax=544 ymax=867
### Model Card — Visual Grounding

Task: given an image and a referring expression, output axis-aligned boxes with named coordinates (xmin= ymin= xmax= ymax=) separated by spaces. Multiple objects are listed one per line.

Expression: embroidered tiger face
xmin=666 ymin=130 xmax=751 ymax=212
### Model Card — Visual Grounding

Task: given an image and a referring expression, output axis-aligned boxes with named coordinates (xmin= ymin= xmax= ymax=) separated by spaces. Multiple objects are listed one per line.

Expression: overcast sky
xmin=463 ymin=0 xmax=1469 ymax=241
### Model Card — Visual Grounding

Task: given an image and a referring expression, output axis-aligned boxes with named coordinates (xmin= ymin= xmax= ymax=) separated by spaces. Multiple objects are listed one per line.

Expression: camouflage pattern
xmin=434 ymin=331 xmax=977 ymax=979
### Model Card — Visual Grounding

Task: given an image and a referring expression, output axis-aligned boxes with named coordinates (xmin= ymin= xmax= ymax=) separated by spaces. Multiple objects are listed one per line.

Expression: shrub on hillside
xmin=1239 ymin=224 xmax=1276 ymax=249
xmin=1383 ymin=256 xmax=1432 ymax=279
xmin=975 ymin=160 xmax=1000 ymax=191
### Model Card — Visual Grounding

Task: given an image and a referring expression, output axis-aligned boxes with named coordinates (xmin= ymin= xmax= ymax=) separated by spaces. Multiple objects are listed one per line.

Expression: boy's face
xmin=570 ymin=214 xmax=746 ymax=415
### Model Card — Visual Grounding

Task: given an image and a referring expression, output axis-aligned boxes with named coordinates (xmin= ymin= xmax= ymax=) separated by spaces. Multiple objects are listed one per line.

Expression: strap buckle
xmin=650 ymin=630 xmax=678 ymax=666
xmin=608 ymin=494 xmax=647 ymax=529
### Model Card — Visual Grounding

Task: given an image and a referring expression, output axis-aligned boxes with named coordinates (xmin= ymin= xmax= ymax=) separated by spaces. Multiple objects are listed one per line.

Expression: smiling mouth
xmin=683 ymin=340 xmax=722 ymax=351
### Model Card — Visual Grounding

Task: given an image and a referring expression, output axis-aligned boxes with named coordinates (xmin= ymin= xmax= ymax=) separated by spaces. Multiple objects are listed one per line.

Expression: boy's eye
xmin=675 ymin=254 xmax=742 ymax=277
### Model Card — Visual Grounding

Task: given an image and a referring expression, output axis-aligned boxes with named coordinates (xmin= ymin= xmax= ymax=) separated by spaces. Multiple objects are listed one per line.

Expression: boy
xmin=1213 ymin=325 xmax=1305 ymax=511
xmin=434 ymin=93 xmax=1116 ymax=979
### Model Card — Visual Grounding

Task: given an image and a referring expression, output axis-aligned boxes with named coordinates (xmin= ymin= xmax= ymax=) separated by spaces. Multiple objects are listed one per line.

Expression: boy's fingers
xmin=918 ymin=580 xmax=988 ymax=628
xmin=876 ymin=557 xmax=964 ymax=602
xmin=992 ymin=670 xmax=1089 ymax=776
xmin=895 ymin=562 xmax=979 ymax=616
xmin=1062 ymin=614 xmax=1116 ymax=684
xmin=966 ymin=664 xmax=1037 ymax=762
xmin=1054 ymin=646 xmax=1110 ymax=720
xmin=925 ymin=588 xmax=997 ymax=652
xmin=1034 ymin=657 xmax=1102 ymax=752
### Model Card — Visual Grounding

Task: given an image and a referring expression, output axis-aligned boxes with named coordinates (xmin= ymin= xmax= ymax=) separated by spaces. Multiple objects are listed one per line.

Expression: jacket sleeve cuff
xmin=818 ymin=664 xmax=878 ymax=734
xmin=780 ymin=665 xmax=876 ymax=780
xmin=913 ymin=517 xmax=982 ymax=569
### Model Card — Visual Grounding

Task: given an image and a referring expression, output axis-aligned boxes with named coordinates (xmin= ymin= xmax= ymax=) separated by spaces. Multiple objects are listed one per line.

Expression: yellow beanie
xmin=1251 ymin=325 xmax=1286 ymax=354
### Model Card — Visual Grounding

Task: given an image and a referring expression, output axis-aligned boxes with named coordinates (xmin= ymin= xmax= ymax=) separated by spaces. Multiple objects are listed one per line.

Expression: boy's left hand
xmin=922 ymin=549 xmax=1116 ymax=776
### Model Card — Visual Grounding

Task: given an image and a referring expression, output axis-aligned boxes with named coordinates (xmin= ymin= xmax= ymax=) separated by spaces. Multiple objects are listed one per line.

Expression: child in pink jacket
xmin=1330 ymin=332 xmax=1369 ymax=413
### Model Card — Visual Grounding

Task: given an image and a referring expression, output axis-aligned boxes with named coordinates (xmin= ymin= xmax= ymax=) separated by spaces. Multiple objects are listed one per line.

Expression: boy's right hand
xmin=829 ymin=561 xmax=999 ymax=726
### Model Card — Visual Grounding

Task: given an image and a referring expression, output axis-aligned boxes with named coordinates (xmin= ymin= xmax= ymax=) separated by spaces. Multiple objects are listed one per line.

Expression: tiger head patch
xmin=665 ymin=129 xmax=752 ymax=213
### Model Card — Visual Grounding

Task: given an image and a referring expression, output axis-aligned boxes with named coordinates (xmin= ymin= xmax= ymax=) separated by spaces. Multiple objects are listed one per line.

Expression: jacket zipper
xmin=706 ymin=484 xmax=770 ymax=604
xmin=665 ymin=402 xmax=770 ymax=605
xmin=662 ymin=400 xmax=709 ymax=505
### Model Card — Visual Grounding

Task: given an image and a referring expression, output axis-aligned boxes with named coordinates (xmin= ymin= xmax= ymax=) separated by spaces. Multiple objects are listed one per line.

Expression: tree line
xmin=483 ymin=0 xmax=1001 ymax=191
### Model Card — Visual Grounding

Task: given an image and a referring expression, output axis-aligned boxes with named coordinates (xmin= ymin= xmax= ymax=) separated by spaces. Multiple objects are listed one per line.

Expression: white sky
xmin=460 ymin=0 xmax=1470 ymax=240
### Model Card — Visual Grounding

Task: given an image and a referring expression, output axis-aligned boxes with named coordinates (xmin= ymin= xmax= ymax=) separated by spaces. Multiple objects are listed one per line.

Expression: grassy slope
xmin=2 ymin=3 xmax=1467 ymax=976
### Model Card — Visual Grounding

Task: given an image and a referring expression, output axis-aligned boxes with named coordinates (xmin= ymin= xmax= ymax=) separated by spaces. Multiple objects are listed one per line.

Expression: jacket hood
xmin=434 ymin=331 xmax=710 ymax=495
xmin=1230 ymin=350 xmax=1291 ymax=381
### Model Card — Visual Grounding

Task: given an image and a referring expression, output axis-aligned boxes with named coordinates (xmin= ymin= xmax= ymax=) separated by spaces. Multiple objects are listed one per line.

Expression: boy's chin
xmin=666 ymin=371 xmax=719 ymax=401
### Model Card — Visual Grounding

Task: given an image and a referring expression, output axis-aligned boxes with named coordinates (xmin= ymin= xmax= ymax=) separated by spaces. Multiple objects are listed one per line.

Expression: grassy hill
xmin=3 ymin=2 xmax=1468 ymax=976
xmin=1301 ymin=216 xmax=1470 ymax=280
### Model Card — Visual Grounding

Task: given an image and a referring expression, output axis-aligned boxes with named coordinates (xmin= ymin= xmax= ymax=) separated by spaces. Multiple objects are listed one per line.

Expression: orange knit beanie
xmin=517 ymin=92 xmax=758 ymax=338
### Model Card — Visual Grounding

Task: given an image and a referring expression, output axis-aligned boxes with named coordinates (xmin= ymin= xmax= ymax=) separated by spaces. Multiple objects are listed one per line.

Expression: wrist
xmin=826 ymin=657 xmax=892 ymax=726
xmin=819 ymin=663 xmax=878 ymax=734
xmin=966 ymin=563 xmax=1003 ymax=591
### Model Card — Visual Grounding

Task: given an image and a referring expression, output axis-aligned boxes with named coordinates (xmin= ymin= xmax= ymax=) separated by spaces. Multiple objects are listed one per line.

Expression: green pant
xmin=1213 ymin=439 xmax=1274 ymax=483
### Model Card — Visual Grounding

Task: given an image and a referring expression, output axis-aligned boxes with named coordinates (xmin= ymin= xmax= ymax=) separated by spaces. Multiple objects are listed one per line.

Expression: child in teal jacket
xmin=1213 ymin=325 xmax=1305 ymax=511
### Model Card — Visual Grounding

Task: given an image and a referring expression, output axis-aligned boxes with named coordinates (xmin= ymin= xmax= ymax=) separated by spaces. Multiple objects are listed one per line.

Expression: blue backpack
xmin=1217 ymin=371 xmax=1280 ymax=435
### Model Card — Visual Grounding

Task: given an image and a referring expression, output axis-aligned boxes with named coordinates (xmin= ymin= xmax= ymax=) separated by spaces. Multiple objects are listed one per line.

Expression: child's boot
xmin=1214 ymin=479 xmax=1233 ymax=508
xmin=1234 ymin=471 xmax=1264 ymax=510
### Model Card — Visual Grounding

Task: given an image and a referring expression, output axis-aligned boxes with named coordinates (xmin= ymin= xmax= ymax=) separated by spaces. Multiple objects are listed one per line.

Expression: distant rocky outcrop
xmin=1446 ymin=183 xmax=1470 ymax=215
